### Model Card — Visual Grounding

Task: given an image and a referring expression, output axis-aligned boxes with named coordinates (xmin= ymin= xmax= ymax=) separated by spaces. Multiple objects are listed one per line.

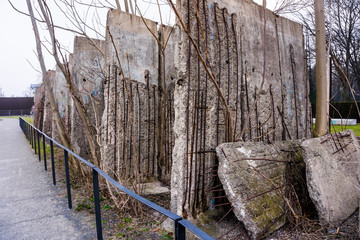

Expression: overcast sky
xmin=0 ymin=0 xmax=277 ymax=97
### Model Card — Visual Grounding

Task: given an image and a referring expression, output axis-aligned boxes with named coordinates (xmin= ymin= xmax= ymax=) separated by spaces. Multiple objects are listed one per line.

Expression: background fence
xmin=0 ymin=97 xmax=33 ymax=116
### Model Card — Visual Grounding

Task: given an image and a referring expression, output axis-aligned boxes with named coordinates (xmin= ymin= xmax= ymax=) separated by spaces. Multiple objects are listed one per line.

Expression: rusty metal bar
xmin=146 ymin=73 xmax=150 ymax=177
xmin=246 ymin=184 xmax=288 ymax=201
xmin=332 ymin=140 xmax=353 ymax=155
xmin=232 ymin=14 xmax=240 ymax=141
xmin=201 ymin=0 xmax=209 ymax=204
xmin=183 ymin=0 xmax=192 ymax=214
xmin=217 ymin=207 xmax=234 ymax=224
xmin=223 ymin=8 xmax=231 ymax=142
xmin=234 ymin=158 xmax=289 ymax=163
xmin=213 ymin=202 xmax=231 ymax=207
xmin=214 ymin=4 xmax=221 ymax=146
xmin=153 ymin=85 xmax=156 ymax=175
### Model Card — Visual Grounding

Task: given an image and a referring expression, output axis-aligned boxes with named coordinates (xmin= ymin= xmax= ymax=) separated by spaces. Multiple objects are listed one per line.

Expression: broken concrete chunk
xmin=301 ymin=130 xmax=360 ymax=226
xmin=216 ymin=140 xmax=302 ymax=239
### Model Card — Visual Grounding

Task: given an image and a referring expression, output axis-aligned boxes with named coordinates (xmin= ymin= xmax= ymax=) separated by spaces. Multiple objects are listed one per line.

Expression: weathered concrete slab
xmin=216 ymin=140 xmax=302 ymax=239
xmin=51 ymin=65 xmax=71 ymax=141
xmin=301 ymin=130 xmax=360 ymax=226
xmin=70 ymin=36 xmax=105 ymax=161
xmin=105 ymin=9 xmax=159 ymax=84
xmin=140 ymin=181 xmax=171 ymax=195
xmin=101 ymin=9 xmax=175 ymax=184
xmin=171 ymin=0 xmax=311 ymax=218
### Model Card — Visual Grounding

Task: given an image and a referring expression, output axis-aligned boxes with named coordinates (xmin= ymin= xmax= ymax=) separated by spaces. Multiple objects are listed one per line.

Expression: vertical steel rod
xmin=43 ymin=135 xmax=47 ymax=171
xmin=31 ymin=126 xmax=33 ymax=148
xmin=33 ymin=128 xmax=36 ymax=152
xmin=175 ymin=220 xmax=186 ymax=240
xmin=50 ymin=140 xmax=56 ymax=185
xmin=37 ymin=131 xmax=41 ymax=161
xmin=92 ymin=169 xmax=103 ymax=240
xmin=64 ymin=150 xmax=72 ymax=209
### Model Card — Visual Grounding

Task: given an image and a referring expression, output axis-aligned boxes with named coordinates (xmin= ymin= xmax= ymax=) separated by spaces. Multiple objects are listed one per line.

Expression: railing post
xmin=29 ymin=126 xmax=31 ymax=146
xmin=175 ymin=219 xmax=186 ymax=240
xmin=43 ymin=135 xmax=47 ymax=171
xmin=64 ymin=150 xmax=72 ymax=209
xmin=30 ymin=127 xmax=32 ymax=148
xmin=33 ymin=128 xmax=36 ymax=153
xmin=37 ymin=131 xmax=41 ymax=161
xmin=50 ymin=140 xmax=56 ymax=185
xmin=92 ymin=168 xmax=103 ymax=240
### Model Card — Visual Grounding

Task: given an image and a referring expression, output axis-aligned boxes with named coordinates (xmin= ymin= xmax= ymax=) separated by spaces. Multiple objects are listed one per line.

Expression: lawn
xmin=0 ymin=116 xmax=34 ymax=124
xmin=330 ymin=123 xmax=360 ymax=136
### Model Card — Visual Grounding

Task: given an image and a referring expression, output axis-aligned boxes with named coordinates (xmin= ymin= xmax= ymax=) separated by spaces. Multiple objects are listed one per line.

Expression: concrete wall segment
xmin=171 ymin=0 xmax=312 ymax=218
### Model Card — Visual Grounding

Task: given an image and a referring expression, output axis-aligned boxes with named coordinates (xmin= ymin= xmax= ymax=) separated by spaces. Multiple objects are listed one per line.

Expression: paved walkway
xmin=0 ymin=118 xmax=96 ymax=240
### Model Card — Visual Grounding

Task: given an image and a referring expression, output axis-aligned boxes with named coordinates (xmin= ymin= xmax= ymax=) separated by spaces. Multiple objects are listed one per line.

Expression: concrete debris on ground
xmin=301 ymin=129 xmax=360 ymax=226
xmin=216 ymin=140 xmax=303 ymax=239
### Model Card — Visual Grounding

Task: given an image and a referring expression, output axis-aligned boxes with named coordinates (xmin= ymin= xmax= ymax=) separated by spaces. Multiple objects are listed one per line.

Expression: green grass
xmin=330 ymin=124 xmax=360 ymax=136
xmin=314 ymin=123 xmax=360 ymax=136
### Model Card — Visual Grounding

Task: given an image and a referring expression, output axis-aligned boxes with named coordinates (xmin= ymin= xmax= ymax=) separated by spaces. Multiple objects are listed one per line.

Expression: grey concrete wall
xmin=105 ymin=9 xmax=159 ymax=84
xmin=70 ymin=36 xmax=105 ymax=161
xmin=101 ymin=10 xmax=175 ymax=184
xmin=51 ymin=65 xmax=71 ymax=142
xmin=171 ymin=0 xmax=312 ymax=218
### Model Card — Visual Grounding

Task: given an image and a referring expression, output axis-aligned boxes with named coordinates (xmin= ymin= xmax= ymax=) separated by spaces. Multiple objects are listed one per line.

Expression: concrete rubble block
xmin=301 ymin=130 xmax=360 ymax=226
xmin=216 ymin=140 xmax=303 ymax=239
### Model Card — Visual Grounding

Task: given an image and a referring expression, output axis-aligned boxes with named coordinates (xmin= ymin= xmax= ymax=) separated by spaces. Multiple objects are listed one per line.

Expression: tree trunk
xmin=26 ymin=0 xmax=71 ymax=150
xmin=314 ymin=0 xmax=328 ymax=137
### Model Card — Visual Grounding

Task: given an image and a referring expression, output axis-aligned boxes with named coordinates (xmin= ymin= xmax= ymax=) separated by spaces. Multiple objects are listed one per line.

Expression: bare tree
xmin=273 ymin=0 xmax=312 ymax=15
xmin=26 ymin=0 xmax=74 ymax=160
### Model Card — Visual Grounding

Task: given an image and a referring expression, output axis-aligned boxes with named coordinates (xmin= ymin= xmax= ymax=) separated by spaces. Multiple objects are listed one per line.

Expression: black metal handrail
xmin=19 ymin=117 xmax=214 ymax=240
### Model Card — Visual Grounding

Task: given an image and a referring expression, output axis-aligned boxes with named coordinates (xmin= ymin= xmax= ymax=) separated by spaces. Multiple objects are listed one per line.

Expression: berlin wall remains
xmin=170 ymin=0 xmax=312 ymax=218
xmin=69 ymin=36 xmax=105 ymax=160
xmin=33 ymin=1 xmax=313 ymax=235
xmin=50 ymin=65 xmax=72 ymax=142
xmin=100 ymin=10 xmax=176 ymax=184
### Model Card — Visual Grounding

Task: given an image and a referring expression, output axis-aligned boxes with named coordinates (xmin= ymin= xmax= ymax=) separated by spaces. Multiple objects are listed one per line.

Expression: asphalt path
xmin=0 ymin=118 xmax=96 ymax=240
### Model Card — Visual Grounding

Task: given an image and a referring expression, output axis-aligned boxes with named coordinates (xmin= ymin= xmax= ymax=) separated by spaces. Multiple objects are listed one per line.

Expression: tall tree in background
xmin=314 ymin=0 xmax=328 ymax=137
xmin=330 ymin=0 xmax=360 ymax=101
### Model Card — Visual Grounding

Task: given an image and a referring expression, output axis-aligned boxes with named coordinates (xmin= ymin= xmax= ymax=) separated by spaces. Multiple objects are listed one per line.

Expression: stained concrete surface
xmin=0 ymin=118 xmax=95 ymax=240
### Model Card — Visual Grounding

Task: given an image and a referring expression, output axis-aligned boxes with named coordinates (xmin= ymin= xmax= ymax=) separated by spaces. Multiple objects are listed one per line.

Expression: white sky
xmin=0 ymin=0 xmax=278 ymax=97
